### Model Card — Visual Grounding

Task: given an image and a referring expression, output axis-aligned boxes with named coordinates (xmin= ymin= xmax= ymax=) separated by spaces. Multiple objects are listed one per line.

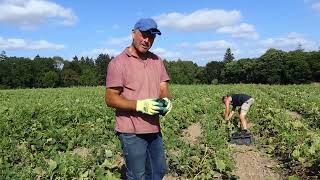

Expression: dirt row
xmin=164 ymin=122 xmax=283 ymax=180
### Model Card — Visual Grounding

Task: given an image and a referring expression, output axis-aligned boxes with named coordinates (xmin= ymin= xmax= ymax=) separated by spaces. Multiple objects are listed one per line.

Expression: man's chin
xmin=139 ymin=47 xmax=149 ymax=53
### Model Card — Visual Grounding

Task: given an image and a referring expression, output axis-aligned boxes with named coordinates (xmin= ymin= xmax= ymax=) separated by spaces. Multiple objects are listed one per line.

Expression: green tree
xmin=224 ymin=61 xmax=242 ymax=83
xmin=61 ymin=69 xmax=80 ymax=87
xmin=0 ymin=50 xmax=6 ymax=61
xmin=80 ymin=68 xmax=98 ymax=86
xmin=63 ymin=58 xmax=81 ymax=75
xmin=79 ymin=56 xmax=94 ymax=71
xmin=41 ymin=71 xmax=59 ymax=87
xmin=95 ymin=53 xmax=112 ymax=85
xmin=202 ymin=61 xmax=225 ymax=84
xmin=223 ymin=48 xmax=234 ymax=63
xmin=52 ymin=56 xmax=64 ymax=70
xmin=259 ymin=48 xmax=287 ymax=84
xmin=306 ymin=51 xmax=320 ymax=82
xmin=285 ymin=50 xmax=311 ymax=83
xmin=32 ymin=55 xmax=56 ymax=87
xmin=6 ymin=57 xmax=33 ymax=88
xmin=165 ymin=60 xmax=199 ymax=84
xmin=295 ymin=43 xmax=304 ymax=52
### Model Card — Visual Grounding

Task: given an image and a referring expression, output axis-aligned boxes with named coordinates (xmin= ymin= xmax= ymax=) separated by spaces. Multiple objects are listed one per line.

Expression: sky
xmin=0 ymin=0 xmax=320 ymax=66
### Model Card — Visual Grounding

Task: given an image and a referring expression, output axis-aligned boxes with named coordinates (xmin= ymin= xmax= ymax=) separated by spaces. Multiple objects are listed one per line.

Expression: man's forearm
xmin=107 ymin=96 xmax=136 ymax=111
xmin=160 ymin=82 xmax=172 ymax=100
xmin=227 ymin=111 xmax=235 ymax=120
xmin=224 ymin=108 xmax=230 ymax=120
xmin=105 ymin=89 xmax=137 ymax=111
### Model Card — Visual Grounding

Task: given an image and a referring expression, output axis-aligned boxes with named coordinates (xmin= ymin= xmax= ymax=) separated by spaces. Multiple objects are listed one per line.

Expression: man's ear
xmin=131 ymin=29 xmax=136 ymax=38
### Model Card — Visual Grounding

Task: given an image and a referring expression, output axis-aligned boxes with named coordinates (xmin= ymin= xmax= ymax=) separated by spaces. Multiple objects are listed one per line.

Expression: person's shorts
xmin=240 ymin=98 xmax=254 ymax=115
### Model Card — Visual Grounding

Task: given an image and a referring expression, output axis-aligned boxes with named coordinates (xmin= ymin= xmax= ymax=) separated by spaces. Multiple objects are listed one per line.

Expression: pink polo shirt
xmin=106 ymin=48 xmax=170 ymax=134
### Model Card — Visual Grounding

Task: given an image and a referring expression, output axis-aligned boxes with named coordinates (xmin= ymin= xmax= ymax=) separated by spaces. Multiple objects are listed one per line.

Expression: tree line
xmin=0 ymin=53 xmax=111 ymax=88
xmin=0 ymin=48 xmax=319 ymax=89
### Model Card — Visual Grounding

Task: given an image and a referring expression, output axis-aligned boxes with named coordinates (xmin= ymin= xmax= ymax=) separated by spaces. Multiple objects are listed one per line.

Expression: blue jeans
xmin=117 ymin=132 xmax=167 ymax=180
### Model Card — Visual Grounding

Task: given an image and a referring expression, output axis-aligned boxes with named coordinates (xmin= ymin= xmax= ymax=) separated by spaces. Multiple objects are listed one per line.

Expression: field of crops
xmin=1 ymin=84 xmax=319 ymax=179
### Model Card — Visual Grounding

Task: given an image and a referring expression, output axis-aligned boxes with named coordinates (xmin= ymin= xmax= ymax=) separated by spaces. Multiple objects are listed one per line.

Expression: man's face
xmin=132 ymin=29 xmax=155 ymax=53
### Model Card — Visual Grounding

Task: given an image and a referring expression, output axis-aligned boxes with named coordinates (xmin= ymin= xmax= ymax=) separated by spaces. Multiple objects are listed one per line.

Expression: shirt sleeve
xmin=106 ymin=59 xmax=124 ymax=88
xmin=159 ymin=59 xmax=170 ymax=82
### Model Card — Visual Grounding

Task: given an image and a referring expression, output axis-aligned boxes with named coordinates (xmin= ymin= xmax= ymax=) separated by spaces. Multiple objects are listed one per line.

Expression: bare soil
xmin=286 ymin=110 xmax=302 ymax=119
xmin=164 ymin=122 xmax=203 ymax=179
xmin=232 ymin=145 xmax=283 ymax=180
xmin=181 ymin=122 xmax=202 ymax=145
xmin=120 ymin=122 xmax=285 ymax=180
xmin=163 ymin=174 xmax=187 ymax=180
xmin=247 ymin=122 xmax=255 ymax=129
xmin=72 ymin=147 xmax=90 ymax=158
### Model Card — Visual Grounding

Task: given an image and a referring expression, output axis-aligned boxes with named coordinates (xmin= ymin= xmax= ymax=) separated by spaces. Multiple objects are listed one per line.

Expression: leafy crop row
xmin=1 ymin=84 xmax=319 ymax=179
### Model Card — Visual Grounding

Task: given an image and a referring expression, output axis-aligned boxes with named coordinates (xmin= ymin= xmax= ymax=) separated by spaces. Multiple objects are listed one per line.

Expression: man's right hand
xmin=136 ymin=99 xmax=161 ymax=115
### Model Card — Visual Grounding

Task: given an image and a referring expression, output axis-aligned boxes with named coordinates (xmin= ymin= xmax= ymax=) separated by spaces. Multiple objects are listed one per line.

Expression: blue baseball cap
xmin=134 ymin=18 xmax=161 ymax=35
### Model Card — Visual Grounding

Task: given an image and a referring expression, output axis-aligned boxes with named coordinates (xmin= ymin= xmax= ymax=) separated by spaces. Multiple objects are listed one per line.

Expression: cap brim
xmin=149 ymin=28 xmax=161 ymax=35
xmin=137 ymin=28 xmax=162 ymax=35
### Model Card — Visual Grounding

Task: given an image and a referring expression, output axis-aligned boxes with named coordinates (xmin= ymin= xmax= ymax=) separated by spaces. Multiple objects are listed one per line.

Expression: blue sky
xmin=1 ymin=0 xmax=320 ymax=65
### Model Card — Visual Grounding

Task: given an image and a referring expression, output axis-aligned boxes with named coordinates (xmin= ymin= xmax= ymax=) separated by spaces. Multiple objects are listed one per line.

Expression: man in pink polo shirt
xmin=105 ymin=18 xmax=172 ymax=180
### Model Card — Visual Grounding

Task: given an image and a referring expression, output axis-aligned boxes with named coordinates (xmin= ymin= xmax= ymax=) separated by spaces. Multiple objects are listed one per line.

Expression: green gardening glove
xmin=161 ymin=98 xmax=172 ymax=116
xmin=136 ymin=99 xmax=161 ymax=115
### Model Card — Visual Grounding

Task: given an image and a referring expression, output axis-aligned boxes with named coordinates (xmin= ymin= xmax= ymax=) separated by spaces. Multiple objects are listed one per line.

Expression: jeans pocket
xmin=118 ymin=132 xmax=133 ymax=139
xmin=119 ymin=133 xmax=138 ymax=146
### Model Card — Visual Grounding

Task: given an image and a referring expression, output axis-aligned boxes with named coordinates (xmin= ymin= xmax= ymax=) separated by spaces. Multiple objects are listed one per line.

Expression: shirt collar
xmin=124 ymin=47 xmax=152 ymax=60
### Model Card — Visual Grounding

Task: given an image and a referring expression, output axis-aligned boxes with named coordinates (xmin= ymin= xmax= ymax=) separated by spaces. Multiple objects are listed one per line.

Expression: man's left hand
xmin=161 ymin=97 xmax=172 ymax=116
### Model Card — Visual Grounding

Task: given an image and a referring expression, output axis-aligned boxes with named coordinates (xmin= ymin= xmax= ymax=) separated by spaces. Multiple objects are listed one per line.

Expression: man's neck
xmin=129 ymin=45 xmax=148 ymax=60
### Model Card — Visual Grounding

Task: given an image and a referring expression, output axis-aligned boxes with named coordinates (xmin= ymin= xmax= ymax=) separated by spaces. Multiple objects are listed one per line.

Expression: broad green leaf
xmin=105 ymin=149 xmax=113 ymax=158
xmin=292 ymin=149 xmax=300 ymax=158
xmin=215 ymin=159 xmax=226 ymax=172
xmin=287 ymin=175 xmax=300 ymax=180
xmin=80 ymin=170 xmax=89 ymax=178
xmin=48 ymin=159 xmax=57 ymax=172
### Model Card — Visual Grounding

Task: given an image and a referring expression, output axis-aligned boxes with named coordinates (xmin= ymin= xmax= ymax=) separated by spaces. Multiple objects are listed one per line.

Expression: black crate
xmin=230 ymin=131 xmax=254 ymax=145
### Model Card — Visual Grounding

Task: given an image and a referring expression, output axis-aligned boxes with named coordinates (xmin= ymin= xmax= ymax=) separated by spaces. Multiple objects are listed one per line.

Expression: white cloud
xmin=258 ymin=32 xmax=319 ymax=51
xmin=177 ymin=42 xmax=190 ymax=48
xmin=191 ymin=50 xmax=223 ymax=56
xmin=0 ymin=36 xmax=65 ymax=50
xmin=189 ymin=51 xmax=229 ymax=64
xmin=217 ymin=23 xmax=259 ymax=39
xmin=194 ymin=40 xmax=234 ymax=51
xmin=191 ymin=47 xmax=239 ymax=57
xmin=29 ymin=40 xmax=65 ymax=50
xmin=157 ymin=40 xmax=239 ymax=64
xmin=106 ymin=35 xmax=131 ymax=46
xmin=80 ymin=48 xmax=120 ymax=58
xmin=189 ymin=40 xmax=238 ymax=62
xmin=81 ymin=47 xmax=181 ymax=61
xmin=311 ymin=2 xmax=320 ymax=11
xmin=152 ymin=47 xmax=181 ymax=59
xmin=154 ymin=9 xmax=241 ymax=31
xmin=0 ymin=0 xmax=78 ymax=29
